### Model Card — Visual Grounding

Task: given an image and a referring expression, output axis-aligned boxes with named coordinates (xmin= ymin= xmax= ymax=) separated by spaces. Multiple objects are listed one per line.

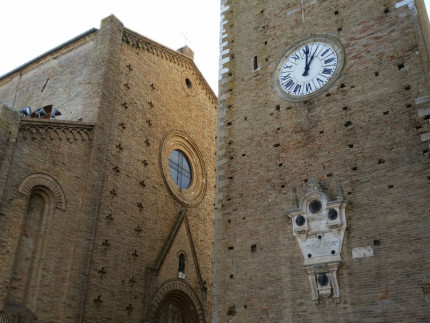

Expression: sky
xmin=0 ymin=0 xmax=220 ymax=93
xmin=1 ymin=1 xmax=430 ymax=96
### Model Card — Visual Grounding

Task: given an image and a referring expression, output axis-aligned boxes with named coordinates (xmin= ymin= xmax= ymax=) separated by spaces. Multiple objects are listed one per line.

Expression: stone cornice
xmin=122 ymin=28 xmax=217 ymax=105
xmin=18 ymin=119 xmax=95 ymax=142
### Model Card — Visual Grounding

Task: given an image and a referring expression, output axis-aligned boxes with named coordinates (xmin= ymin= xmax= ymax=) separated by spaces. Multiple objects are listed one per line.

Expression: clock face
xmin=273 ymin=35 xmax=345 ymax=102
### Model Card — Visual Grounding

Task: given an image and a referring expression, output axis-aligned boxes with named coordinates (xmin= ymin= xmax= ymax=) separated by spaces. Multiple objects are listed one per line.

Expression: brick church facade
xmin=0 ymin=16 xmax=216 ymax=322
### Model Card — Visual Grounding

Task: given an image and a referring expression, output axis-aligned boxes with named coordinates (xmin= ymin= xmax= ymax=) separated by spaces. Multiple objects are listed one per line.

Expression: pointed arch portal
xmin=150 ymin=280 xmax=205 ymax=323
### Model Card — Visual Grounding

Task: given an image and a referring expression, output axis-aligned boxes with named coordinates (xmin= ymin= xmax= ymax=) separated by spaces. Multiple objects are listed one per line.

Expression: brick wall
xmin=0 ymin=119 xmax=95 ymax=322
xmin=214 ymin=0 xmax=430 ymax=322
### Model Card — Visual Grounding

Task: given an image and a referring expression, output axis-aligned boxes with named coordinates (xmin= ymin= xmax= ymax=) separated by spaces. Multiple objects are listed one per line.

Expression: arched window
xmin=178 ymin=253 xmax=186 ymax=274
xmin=8 ymin=174 xmax=65 ymax=314
xmin=9 ymin=188 xmax=52 ymax=312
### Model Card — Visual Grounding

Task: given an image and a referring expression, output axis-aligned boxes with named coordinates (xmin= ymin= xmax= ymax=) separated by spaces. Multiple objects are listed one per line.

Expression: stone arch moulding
xmin=149 ymin=279 xmax=205 ymax=323
xmin=18 ymin=173 xmax=66 ymax=210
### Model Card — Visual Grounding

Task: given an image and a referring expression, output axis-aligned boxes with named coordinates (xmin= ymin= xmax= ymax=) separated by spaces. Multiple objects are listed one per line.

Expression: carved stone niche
xmin=286 ymin=177 xmax=347 ymax=303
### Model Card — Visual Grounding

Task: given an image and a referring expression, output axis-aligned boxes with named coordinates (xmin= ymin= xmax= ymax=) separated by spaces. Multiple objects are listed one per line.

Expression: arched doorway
xmin=155 ymin=290 xmax=199 ymax=323
xmin=150 ymin=280 xmax=205 ymax=323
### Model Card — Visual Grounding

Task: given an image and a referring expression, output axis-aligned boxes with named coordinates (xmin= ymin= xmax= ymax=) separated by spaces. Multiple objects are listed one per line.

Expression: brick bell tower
xmin=214 ymin=0 xmax=430 ymax=322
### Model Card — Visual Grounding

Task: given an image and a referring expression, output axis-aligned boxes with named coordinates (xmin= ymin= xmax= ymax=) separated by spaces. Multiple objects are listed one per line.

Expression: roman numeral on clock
xmin=282 ymin=80 xmax=295 ymax=91
xmin=280 ymin=74 xmax=291 ymax=82
xmin=293 ymin=84 xmax=302 ymax=94
xmin=281 ymin=64 xmax=293 ymax=72
xmin=321 ymin=48 xmax=330 ymax=57
xmin=291 ymin=53 xmax=300 ymax=62
xmin=316 ymin=78 xmax=325 ymax=86
xmin=324 ymin=57 xmax=336 ymax=64
xmin=322 ymin=68 xmax=333 ymax=75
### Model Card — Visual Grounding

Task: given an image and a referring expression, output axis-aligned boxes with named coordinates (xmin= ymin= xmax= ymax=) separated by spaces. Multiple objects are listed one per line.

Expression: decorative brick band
xmin=18 ymin=173 xmax=66 ymax=210
xmin=122 ymin=28 xmax=216 ymax=104
xmin=0 ymin=312 xmax=47 ymax=323
xmin=18 ymin=120 xmax=94 ymax=141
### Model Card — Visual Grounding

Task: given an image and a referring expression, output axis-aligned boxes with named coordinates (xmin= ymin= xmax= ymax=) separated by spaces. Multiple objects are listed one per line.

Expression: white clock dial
xmin=273 ymin=35 xmax=345 ymax=102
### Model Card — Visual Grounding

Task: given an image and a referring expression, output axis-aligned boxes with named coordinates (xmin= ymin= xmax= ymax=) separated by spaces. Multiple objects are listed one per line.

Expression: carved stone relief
xmin=286 ymin=177 xmax=347 ymax=303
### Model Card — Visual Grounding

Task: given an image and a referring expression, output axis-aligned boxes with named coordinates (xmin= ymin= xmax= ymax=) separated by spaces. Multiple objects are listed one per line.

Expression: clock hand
xmin=303 ymin=45 xmax=319 ymax=77
xmin=302 ymin=46 xmax=310 ymax=75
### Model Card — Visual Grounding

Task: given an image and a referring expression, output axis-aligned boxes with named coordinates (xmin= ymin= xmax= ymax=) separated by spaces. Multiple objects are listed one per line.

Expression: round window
xmin=182 ymin=71 xmax=197 ymax=95
xmin=169 ymin=150 xmax=192 ymax=189
xmin=160 ymin=130 xmax=207 ymax=206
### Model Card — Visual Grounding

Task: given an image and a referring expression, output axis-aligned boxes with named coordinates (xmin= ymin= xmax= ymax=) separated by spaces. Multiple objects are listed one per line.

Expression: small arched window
xmin=178 ymin=253 xmax=186 ymax=273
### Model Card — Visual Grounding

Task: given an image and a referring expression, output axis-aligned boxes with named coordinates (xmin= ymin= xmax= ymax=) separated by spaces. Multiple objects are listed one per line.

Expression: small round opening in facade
xmin=169 ymin=150 xmax=192 ymax=189
xmin=182 ymin=71 xmax=197 ymax=96
xmin=309 ymin=199 xmax=322 ymax=213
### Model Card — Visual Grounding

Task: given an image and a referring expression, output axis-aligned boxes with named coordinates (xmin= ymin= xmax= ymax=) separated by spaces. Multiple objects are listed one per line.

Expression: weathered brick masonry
xmin=214 ymin=0 xmax=430 ymax=322
xmin=0 ymin=15 xmax=216 ymax=323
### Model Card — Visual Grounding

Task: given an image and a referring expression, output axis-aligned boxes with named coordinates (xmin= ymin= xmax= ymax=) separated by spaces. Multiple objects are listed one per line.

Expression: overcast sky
xmin=1 ymin=1 xmax=430 ymax=95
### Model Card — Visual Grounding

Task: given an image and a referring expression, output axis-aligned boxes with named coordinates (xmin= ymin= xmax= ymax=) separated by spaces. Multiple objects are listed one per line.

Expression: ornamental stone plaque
xmin=304 ymin=236 xmax=340 ymax=258
xmin=286 ymin=177 xmax=347 ymax=303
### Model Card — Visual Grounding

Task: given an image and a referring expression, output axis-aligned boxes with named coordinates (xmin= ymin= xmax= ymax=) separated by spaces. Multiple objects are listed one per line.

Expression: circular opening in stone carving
xmin=318 ymin=274 xmax=329 ymax=286
xmin=185 ymin=78 xmax=192 ymax=89
xmin=295 ymin=215 xmax=306 ymax=226
xmin=328 ymin=208 xmax=338 ymax=220
xmin=309 ymin=200 xmax=322 ymax=213
xmin=169 ymin=150 xmax=192 ymax=189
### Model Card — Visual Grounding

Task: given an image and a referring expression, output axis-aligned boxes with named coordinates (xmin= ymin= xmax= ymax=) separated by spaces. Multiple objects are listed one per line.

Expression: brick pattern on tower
xmin=213 ymin=0 xmax=430 ymax=322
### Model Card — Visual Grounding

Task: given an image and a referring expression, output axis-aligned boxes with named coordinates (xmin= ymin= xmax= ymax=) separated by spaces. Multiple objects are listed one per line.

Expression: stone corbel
xmin=302 ymin=262 xmax=342 ymax=304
